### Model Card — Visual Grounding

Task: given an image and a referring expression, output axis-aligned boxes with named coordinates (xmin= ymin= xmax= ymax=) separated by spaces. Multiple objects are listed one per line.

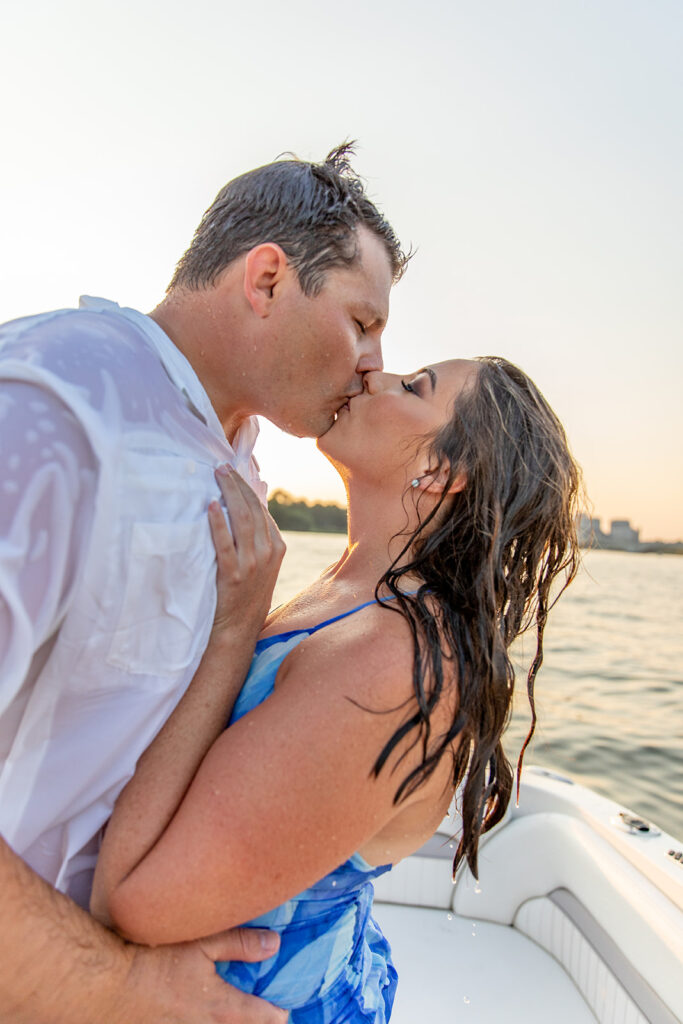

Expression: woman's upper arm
xmin=106 ymin=626 xmax=416 ymax=945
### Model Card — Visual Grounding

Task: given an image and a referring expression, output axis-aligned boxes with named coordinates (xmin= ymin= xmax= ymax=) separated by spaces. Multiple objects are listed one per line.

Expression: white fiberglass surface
xmin=373 ymin=904 xmax=596 ymax=1023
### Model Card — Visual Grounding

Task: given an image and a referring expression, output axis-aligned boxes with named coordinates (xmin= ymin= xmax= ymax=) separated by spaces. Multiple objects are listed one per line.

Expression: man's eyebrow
xmin=417 ymin=367 xmax=437 ymax=392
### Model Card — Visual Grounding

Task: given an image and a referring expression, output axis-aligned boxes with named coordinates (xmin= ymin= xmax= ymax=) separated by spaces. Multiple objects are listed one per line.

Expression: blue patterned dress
xmin=214 ymin=602 xmax=398 ymax=1022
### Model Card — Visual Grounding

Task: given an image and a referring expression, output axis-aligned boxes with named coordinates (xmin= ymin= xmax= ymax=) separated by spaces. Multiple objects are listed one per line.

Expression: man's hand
xmin=121 ymin=926 xmax=288 ymax=1024
xmin=0 ymin=838 xmax=287 ymax=1024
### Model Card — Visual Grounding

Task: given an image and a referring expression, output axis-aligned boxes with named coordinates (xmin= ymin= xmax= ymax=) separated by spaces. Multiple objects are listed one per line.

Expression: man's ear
xmin=417 ymin=463 xmax=467 ymax=496
xmin=243 ymin=244 xmax=289 ymax=317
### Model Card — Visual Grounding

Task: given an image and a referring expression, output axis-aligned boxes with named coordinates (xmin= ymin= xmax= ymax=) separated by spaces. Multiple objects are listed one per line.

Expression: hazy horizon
xmin=267 ymin=488 xmax=681 ymax=545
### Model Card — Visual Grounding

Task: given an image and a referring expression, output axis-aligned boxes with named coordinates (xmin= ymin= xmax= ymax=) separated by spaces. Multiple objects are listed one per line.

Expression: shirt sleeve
xmin=0 ymin=381 xmax=99 ymax=713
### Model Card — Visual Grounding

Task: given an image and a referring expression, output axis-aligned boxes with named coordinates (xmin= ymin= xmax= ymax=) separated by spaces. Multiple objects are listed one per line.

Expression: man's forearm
xmin=0 ymin=836 xmax=132 ymax=1023
xmin=0 ymin=835 xmax=287 ymax=1024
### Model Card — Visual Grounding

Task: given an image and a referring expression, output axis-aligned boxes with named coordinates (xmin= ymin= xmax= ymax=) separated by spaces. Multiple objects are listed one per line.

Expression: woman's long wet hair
xmin=374 ymin=356 xmax=582 ymax=878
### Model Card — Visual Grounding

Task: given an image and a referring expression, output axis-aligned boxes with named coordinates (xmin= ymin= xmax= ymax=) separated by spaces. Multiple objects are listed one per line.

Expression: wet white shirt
xmin=0 ymin=297 xmax=265 ymax=906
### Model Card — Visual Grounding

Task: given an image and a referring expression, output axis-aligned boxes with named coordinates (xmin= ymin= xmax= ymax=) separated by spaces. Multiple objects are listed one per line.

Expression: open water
xmin=273 ymin=537 xmax=683 ymax=840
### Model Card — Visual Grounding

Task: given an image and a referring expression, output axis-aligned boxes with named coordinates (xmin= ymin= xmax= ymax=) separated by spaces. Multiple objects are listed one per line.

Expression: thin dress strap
xmin=258 ymin=593 xmax=418 ymax=651
xmin=307 ymin=591 xmax=419 ymax=634
xmin=306 ymin=598 xmax=380 ymax=635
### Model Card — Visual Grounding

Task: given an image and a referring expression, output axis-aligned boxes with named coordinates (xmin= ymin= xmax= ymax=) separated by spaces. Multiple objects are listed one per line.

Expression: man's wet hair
xmin=169 ymin=142 xmax=409 ymax=296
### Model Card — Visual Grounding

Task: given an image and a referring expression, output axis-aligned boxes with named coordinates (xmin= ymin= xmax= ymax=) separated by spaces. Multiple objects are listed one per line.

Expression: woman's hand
xmin=208 ymin=465 xmax=285 ymax=643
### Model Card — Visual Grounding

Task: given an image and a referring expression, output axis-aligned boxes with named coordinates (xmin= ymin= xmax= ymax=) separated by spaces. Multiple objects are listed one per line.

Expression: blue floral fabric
xmin=214 ymin=604 xmax=398 ymax=1022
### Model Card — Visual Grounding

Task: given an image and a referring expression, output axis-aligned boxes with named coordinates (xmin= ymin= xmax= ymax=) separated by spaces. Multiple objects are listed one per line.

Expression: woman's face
xmin=317 ymin=358 xmax=479 ymax=486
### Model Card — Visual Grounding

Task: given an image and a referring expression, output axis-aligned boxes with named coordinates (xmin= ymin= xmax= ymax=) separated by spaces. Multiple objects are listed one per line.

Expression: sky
xmin=1 ymin=0 xmax=681 ymax=540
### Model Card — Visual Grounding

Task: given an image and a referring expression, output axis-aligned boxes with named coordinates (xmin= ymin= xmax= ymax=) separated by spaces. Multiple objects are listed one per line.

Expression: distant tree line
xmin=267 ymin=489 xmax=347 ymax=533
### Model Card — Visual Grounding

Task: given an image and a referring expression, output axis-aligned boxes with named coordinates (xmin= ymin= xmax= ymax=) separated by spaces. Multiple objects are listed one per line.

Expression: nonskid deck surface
xmin=374 ymin=903 xmax=597 ymax=1023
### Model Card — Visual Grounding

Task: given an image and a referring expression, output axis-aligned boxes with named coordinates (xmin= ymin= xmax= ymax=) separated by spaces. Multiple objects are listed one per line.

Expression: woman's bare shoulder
xmin=276 ymin=600 xmax=426 ymax=706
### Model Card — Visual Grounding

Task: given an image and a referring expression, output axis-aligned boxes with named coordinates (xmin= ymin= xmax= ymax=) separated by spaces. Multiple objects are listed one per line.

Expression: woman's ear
xmin=242 ymin=243 xmax=289 ymax=317
xmin=415 ymin=463 xmax=467 ymax=496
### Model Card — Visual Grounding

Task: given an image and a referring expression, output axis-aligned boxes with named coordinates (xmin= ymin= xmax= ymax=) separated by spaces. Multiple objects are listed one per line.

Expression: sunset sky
xmin=1 ymin=0 xmax=681 ymax=540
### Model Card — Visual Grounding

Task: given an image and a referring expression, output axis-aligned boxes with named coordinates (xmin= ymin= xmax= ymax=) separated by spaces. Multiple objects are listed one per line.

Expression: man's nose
xmin=356 ymin=334 xmax=384 ymax=374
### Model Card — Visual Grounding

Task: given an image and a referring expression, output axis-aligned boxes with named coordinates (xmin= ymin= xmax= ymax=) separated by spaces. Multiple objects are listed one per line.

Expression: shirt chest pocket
xmin=106 ymin=518 xmax=216 ymax=677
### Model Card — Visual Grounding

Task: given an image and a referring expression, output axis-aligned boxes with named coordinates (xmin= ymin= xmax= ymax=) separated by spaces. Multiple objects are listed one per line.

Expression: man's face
xmin=266 ymin=225 xmax=394 ymax=437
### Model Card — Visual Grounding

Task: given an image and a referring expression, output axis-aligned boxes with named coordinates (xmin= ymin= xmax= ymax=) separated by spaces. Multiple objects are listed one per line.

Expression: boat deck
xmin=375 ymin=903 xmax=597 ymax=1022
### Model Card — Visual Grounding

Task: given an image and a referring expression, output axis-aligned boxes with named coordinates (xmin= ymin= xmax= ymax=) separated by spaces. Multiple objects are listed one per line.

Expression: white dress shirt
xmin=0 ymin=297 xmax=264 ymax=906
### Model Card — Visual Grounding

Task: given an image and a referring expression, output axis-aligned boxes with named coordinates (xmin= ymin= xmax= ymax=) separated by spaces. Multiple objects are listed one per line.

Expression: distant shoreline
xmin=268 ymin=489 xmax=346 ymax=534
xmin=577 ymin=514 xmax=682 ymax=554
xmin=269 ymin=492 xmax=683 ymax=549
xmin=581 ymin=542 xmax=683 ymax=556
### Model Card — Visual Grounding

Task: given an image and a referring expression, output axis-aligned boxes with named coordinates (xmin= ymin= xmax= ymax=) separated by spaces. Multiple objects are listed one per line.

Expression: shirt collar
xmin=77 ymin=296 xmax=261 ymax=467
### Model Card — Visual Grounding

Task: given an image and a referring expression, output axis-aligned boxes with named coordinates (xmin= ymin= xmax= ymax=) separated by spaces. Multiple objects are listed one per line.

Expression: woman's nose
xmin=363 ymin=370 xmax=384 ymax=394
xmin=363 ymin=371 xmax=400 ymax=394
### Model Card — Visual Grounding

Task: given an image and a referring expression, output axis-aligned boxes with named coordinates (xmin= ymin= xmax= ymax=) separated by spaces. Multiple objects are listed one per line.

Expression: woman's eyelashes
xmin=401 ymin=379 xmax=417 ymax=394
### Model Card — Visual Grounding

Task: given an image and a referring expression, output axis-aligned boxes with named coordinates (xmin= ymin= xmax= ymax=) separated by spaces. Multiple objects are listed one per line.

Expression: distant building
xmin=608 ymin=519 xmax=640 ymax=551
xmin=576 ymin=514 xmax=596 ymax=546
xmin=577 ymin=515 xmax=641 ymax=552
xmin=577 ymin=513 xmax=682 ymax=555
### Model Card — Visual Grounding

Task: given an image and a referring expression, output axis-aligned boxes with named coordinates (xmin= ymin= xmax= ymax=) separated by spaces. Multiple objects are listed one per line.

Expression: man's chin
xmin=268 ymin=411 xmax=335 ymax=440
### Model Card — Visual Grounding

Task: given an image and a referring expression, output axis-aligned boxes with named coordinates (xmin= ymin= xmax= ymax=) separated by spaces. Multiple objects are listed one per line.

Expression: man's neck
xmin=149 ymin=291 xmax=255 ymax=444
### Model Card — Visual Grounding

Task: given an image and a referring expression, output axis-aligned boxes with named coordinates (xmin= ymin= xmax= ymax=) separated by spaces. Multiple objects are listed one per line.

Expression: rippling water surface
xmin=273 ymin=536 xmax=683 ymax=839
